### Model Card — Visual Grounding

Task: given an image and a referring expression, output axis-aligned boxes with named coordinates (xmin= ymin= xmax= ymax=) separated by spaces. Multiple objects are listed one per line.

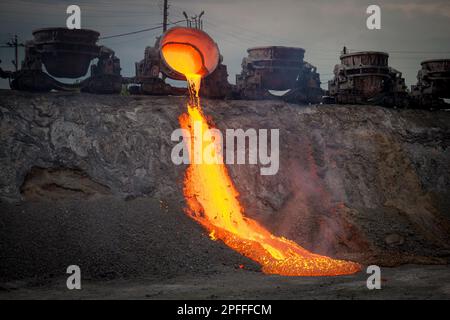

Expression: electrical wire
xmin=99 ymin=20 xmax=184 ymax=40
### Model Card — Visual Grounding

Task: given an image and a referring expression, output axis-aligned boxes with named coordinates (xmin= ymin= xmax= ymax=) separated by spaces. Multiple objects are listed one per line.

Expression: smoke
xmin=271 ymin=141 xmax=353 ymax=257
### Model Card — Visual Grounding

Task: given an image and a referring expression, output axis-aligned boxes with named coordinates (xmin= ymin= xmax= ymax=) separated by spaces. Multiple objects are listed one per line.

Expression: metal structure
xmin=130 ymin=26 xmax=231 ymax=99
xmin=0 ymin=60 xmax=12 ymax=79
xmin=326 ymin=50 xmax=408 ymax=107
xmin=411 ymin=59 xmax=450 ymax=109
xmin=183 ymin=11 xmax=205 ymax=30
xmin=8 ymin=28 xmax=122 ymax=93
xmin=235 ymin=46 xmax=323 ymax=104
xmin=131 ymin=40 xmax=179 ymax=95
xmin=0 ymin=20 xmax=446 ymax=110
xmin=129 ymin=10 xmax=232 ymax=99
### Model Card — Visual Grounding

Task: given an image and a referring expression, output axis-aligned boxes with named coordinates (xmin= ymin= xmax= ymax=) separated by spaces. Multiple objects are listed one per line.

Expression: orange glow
xmin=163 ymin=29 xmax=361 ymax=276
xmin=162 ymin=43 xmax=205 ymax=76
xmin=160 ymin=27 xmax=219 ymax=78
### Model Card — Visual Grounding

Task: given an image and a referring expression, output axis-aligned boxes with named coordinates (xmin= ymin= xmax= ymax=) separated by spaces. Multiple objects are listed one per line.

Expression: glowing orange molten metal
xmin=162 ymin=30 xmax=361 ymax=276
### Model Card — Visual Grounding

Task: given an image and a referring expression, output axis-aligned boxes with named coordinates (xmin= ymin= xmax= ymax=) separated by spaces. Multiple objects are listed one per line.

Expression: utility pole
xmin=163 ymin=0 xmax=169 ymax=32
xmin=5 ymin=35 xmax=24 ymax=72
xmin=13 ymin=35 xmax=18 ymax=72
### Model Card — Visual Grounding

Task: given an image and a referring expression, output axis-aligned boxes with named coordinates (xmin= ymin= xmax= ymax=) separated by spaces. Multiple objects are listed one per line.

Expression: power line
xmin=1 ymin=35 xmax=25 ymax=72
xmin=170 ymin=3 xmax=316 ymax=47
xmin=99 ymin=20 xmax=184 ymax=40
xmin=170 ymin=3 xmax=450 ymax=56
xmin=101 ymin=30 xmax=160 ymax=46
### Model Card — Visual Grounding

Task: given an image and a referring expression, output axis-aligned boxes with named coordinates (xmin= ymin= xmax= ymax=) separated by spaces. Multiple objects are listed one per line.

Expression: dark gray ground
xmin=0 ymin=198 xmax=259 ymax=283
xmin=1 ymin=198 xmax=449 ymax=300
xmin=2 ymin=264 xmax=450 ymax=300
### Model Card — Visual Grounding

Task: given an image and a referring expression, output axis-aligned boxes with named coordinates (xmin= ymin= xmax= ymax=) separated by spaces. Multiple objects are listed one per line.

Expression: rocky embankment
xmin=1 ymin=90 xmax=449 ymax=281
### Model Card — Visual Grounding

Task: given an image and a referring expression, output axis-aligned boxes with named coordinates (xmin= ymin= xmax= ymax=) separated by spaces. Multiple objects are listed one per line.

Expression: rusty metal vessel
xmin=9 ymin=28 xmax=122 ymax=93
xmin=236 ymin=46 xmax=322 ymax=103
xmin=132 ymin=28 xmax=231 ymax=99
xmin=327 ymin=50 xmax=408 ymax=107
xmin=31 ymin=28 xmax=100 ymax=78
xmin=411 ymin=59 xmax=450 ymax=109
xmin=240 ymin=46 xmax=305 ymax=90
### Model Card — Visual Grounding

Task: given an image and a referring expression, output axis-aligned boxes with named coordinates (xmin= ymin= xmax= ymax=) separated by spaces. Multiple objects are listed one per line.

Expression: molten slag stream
xmin=164 ymin=44 xmax=361 ymax=276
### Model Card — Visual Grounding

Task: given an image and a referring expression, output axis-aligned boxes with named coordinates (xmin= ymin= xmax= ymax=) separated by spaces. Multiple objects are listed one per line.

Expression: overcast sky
xmin=1 ymin=0 xmax=450 ymax=89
